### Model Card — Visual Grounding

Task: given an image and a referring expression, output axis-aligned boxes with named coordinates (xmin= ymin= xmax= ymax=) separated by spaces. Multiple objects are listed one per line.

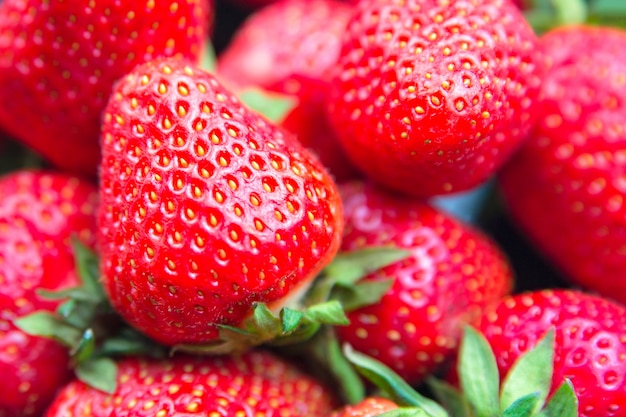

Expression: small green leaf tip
xmin=538 ymin=379 xmax=578 ymax=417
xmin=76 ymin=357 xmax=118 ymax=394
xmin=342 ymin=344 xmax=449 ymax=417
xmin=500 ymin=328 xmax=555 ymax=414
xmin=458 ymin=326 xmax=500 ymax=417
xmin=238 ymin=88 xmax=298 ymax=123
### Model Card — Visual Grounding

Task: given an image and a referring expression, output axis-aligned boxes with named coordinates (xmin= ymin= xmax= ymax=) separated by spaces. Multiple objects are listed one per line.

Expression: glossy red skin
xmin=98 ymin=57 xmax=344 ymax=346
xmin=0 ymin=0 xmax=211 ymax=176
xmin=217 ymin=0 xmax=360 ymax=182
xmin=474 ymin=290 xmax=626 ymax=417
xmin=45 ymin=350 xmax=338 ymax=417
xmin=328 ymin=0 xmax=542 ymax=197
xmin=336 ymin=182 xmax=512 ymax=384
xmin=499 ymin=26 xmax=626 ymax=305
xmin=329 ymin=397 xmax=398 ymax=417
xmin=0 ymin=171 xmax=98 ymax=417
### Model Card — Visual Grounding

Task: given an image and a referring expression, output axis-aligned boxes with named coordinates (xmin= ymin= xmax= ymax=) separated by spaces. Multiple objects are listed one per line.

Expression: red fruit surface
xmin=0 ymin=171 xmax=98 ymax=417
xmin=98 ymin=57 xmax=343 ymax=346
xmin=0 ymin=0 xmax=211 ymax=176
xmin=45 ymin=350 xmax=337 ymax=417
xmin=329 ymin=397 xmax=398 ymax=417
xmin=217 ymin=0 xmax=360 ymax=182
xmin=474 ymin=290 xmax=626 ymax=417
xmin=498 ymin=26 xmax=626 ymax=305
xmin=328 ymin=0 xmax=542 ymax=197
xmin=335 ymin=182 xmax=513 ymax=384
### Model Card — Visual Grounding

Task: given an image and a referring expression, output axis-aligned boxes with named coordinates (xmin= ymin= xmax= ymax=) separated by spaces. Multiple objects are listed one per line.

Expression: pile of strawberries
xmin=0 ymin=0 xmax=625 ymax=416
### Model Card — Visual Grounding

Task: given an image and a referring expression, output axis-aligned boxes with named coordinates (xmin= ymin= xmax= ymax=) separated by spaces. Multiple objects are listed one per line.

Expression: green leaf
xmin=76 ymin=357 xmax=118 ymax=394
xmin=379 ymin=408 xmax=433 ymax=417
xmin=281 ymin=308 xmax=304 ymax=333
xmin=458 ymin=326 xmax=500 ymax=417
xmin=343 ymin=344 xmax=449 ymax=417
xmin=537 ymin=380 xmax=578 ymax=417
xmin=551 ymin=0 xmax=588 ymax=24
xmin=304 ymin=300 xmax=350 ymax=326
xmin=72 ymin=239 xmax=102 ymax=295
xmin=99 ymin=328 xmax=166 ymax=358
xmin=325 ymin=247 xmax=411 ymax=286
xmin=500 ymin=393 xmax=540 ymax=417
xmin=590 ymin=0 xmax=626 ymax=14
xmin=427 ymin=377 xmax=471 ymax=417
xmin=500 ymin=329 xmax=555 ymax=414
xmin=239 ymin=88 xmax=297 ymax=123
xmin=73 ymin=328 xmax=96 ymax=364
xmin=13 ymin=311 xmax=82 ymax=346
xmin=250 ymin=303 xmax=283 ymax=338
xmin=333 ymin=279 xmax=395 ymax=312
xmin=309 ymin=327 xmax=366 ymax=405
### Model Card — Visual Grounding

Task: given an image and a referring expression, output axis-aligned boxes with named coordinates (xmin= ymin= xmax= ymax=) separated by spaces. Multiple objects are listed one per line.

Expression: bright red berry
xmin=474 ymin=289 xmax=626 ymax=417
xmin=45 ymin=350 xmax=338 ymax=417
xmin=335 ymin=182 xmax=512 ymax=384
xmin=328 ymin=0 xmax=543 ymax=197
xmin=98 ymin=57 xmax=344 ymax=347
xmin=0 ymin=170 xmax=98 ymax=417
xmin=0 ymin=0 xmax=212 ymax=176
xmin=498 ymin=26 xmax=626 ymax=305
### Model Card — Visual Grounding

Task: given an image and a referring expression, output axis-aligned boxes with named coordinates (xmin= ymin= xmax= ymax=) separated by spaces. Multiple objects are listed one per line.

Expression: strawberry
xmin=327 ymin=0 xmax=543 ymax=197
xmin=0 ymin=170 xmax=98 ymax=417
xmin=334 ymin=182 xmax=512 ymax=385
xmin=98 ymin=57 xmax=344 ymax=348
xmin=217 ymin=0 xmax=360 ymax=182
xmin=329 ymin=397 xmax=399 ymax=417
xmin=0 ymin=0 xmax=212 ymax=176
xmin=498 ymin=26 xmax=626 ymax=305
xmin=470 ymin=289 xmax=626 ymax=417
xmin=45 ymin=350 xmax=338 ymax=417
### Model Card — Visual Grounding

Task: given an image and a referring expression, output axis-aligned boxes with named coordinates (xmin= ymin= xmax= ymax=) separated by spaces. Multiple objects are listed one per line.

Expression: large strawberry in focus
xmin=328 ymin=0 xmax=543 ymax=197
xmin=472 ymin=290 xmax=626 ymax=417
xmin=217 ymin=0 xmax=360 ymax=182
xmin=98 ymin=57 xmax=343 ymax=349
xmin=499 ymin=26 xmax=626 ymax=305
xmin=334 ymin=182 xmax=512 ymax=384
xmin=0 ymin=0 xmax=212 ymax=176
xmin=45 ymin=350 xmax=337 ymax=417
xmin=0 ymin=170 xmax=98 ymax=417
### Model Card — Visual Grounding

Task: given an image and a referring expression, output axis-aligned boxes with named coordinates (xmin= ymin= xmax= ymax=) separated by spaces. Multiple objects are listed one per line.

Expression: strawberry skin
xmin=0 ymin=170 xmax=98 ymax=417
xmin=335 ymin=182 xmax=512 ymax=384
xmin=98 ymin=57 xmax=343 ymax=346
xmin=329 ymin=397 xmax=398 ymax=417
xmin=45 ymin=350 xmax=337 ymax=417
xmin=474 ymin=290 xmax=626 ymax=417
xmin=217 ymin=0 xmax=360 ymax=182
xmin=498 ymin=26 xmax=626 ymax=305
xmin=327 ymin=0 xmax=543 ymax=197
xmin=0 ymin=0 xmax=211 ymax=176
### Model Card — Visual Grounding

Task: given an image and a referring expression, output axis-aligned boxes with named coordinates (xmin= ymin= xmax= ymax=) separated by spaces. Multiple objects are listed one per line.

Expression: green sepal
xmin=98 ymin=327 xmax=167 ymax=359
xmin=73 ymin=328 xmax=97 ymax=364
xmin=308 ymin=327 xmax=366 ymax=405
xmin=75 ymin=357 xmax=118 ymax=394
xmin=199 ymin=41 xmax=217 ymax=73
xmin=239 ymin=88 xmax=298 ymax=123
xmin=307 ymin=246 xmax=410 ymax=309
xmin=427 ymin=377 xmax=471 ymax=417
xmin=537 ymin=380 xmax=578 ymax=417
xmin=500 ymin=393 xmax=540 ymax=417
xmin=281 ymin=307 xmax=304 ymax=333
xmin=343 ymin=344 xmax=449 ymax=417
xmin=379 ymin=408 xmax=434 ymax=417
xmin=458 ymin=326 xmax=500 ymax=417
xmin=13 ymin=311 xmax=82 ymax=347
xmin=500 ymin=329 xmax=555 ymax=414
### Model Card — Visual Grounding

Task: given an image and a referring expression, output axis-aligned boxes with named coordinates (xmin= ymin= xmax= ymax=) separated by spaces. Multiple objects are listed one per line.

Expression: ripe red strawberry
xmin=329 ymin=397 xmax=398 ymax=417
xmin=0 ymin=170 xmax=98 ymax=417
xmin=471 ymin=289 xmax=626 ymax=417
xmin=327 ymin=0 xmax=543 ymax=197
xmin=98 ymin=57 xmax=344 ymax=348
xmin=217 ymin=0 xmax=360 ymax=182
xmin=0 ymin=0 xmax=212 ymax=176
xmin=498 ymin=26 xmax=626 ymax=305
xmin=45 ymin=350 xmax=337 ymax=417
xmin=335 ymin=182 xmax=512 ymax=384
